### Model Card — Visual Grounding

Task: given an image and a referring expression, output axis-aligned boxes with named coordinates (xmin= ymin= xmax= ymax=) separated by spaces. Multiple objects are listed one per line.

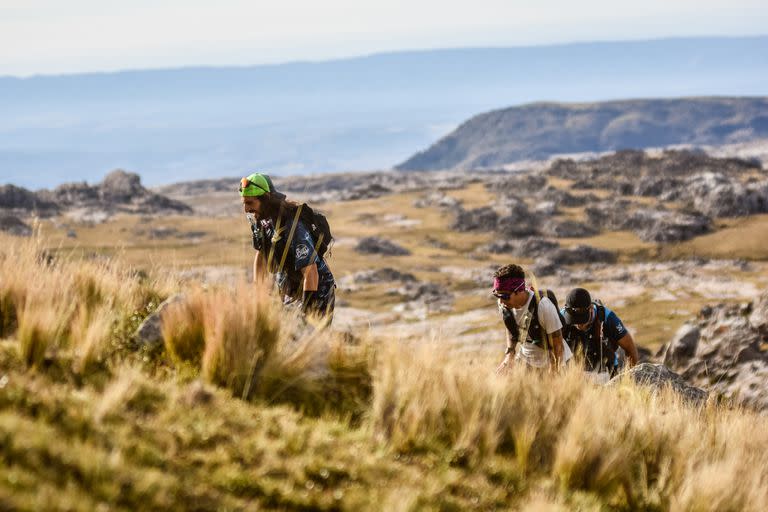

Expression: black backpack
xmin=501 ymin=288 xmax=564 ymax=345
xmin=563 ymin=299 xmax=618 ymax=373
xmin=297 ymin=203 xmax=334 ymax=259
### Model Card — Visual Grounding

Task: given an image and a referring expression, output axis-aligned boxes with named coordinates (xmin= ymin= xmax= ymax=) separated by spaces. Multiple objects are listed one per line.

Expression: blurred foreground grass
xmin=1 ymin=233 xmax=767 ymax=511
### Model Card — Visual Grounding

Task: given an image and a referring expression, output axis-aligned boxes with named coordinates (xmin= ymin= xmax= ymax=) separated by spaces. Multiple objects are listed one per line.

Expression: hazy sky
xmin=2 ymin=0 xmax=766 ymax=76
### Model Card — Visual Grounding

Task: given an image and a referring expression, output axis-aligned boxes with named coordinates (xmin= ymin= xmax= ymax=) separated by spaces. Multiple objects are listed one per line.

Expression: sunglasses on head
xmin=238 ymin=178 xmax=269 ymax=196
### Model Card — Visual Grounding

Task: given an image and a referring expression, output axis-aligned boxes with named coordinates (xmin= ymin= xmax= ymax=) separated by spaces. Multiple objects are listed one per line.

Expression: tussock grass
xmin=160 ymin=283 xmax=373 ymax=417
xmin=2 ymin=232 xmax=768 ymax=510
xmin=0 ymin=233 xmax=173 ymax=371
xmin=370 ymin=343 xmax=768 ymax=510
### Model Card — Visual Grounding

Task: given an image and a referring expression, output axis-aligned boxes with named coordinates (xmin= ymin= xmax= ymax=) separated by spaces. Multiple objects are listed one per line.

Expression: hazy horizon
xmin=3 ymin=33 xmax=767 ymax=80
xmin=2 ymin=36 xmax=767 ymax=190
xmin=2 ymin=0 xmax=767 ymax=76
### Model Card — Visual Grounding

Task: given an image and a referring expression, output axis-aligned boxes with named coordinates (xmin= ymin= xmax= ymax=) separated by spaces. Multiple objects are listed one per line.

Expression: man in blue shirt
xmin=239 ymin=173 xmax=336 ymax=321
xmin=561 ymin=288 xmax=639 ymax=376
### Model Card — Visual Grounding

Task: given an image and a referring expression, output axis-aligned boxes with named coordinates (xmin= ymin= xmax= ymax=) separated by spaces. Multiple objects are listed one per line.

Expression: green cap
xmin=239 ymin=173 xmax=271 ymax=197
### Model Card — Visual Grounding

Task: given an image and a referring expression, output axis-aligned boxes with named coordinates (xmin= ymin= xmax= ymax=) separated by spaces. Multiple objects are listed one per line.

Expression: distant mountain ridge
xmin=2 ymin=36 xmax=767 ymax=188
xmin=397 ymin=97 xmax=768 ymax=171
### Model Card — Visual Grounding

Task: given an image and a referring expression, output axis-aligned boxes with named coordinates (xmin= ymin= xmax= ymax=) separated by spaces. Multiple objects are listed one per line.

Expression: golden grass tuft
xmin=0 ymin=233 xmax=172 ymax=370
xmin=160 ymin=294 xmax=206 ymax=366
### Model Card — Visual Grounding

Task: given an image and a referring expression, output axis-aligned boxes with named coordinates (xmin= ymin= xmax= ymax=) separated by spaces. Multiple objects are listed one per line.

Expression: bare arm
xmin=300 ymin=263 xmax=319 ymax=292
xmin=496 ymin=332 xmax=517 ymax=374
xmin=548 ymin=329 xmax=564 ymax=369
xmin=252 ymin=250 xmax=267 ymax=284
xmin=617 ymin=332 xmax=639 ymax=367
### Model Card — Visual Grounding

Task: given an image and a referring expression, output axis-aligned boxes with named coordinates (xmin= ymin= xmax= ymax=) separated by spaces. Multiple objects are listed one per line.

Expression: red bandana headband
xmin=493 ymin=277 xmax=526 ymax=293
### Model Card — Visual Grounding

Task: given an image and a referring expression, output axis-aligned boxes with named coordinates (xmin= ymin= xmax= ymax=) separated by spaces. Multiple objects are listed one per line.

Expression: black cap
xmin=564 ymin=288 xmax=592 ymax=324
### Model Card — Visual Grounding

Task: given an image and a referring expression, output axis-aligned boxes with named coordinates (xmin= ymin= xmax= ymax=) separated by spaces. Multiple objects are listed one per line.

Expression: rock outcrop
xmin=355 ymin=237 xmax=411 ymax=256
xmin=659 ymin=293 xmax=768 ymax=413
xmin=133 ymin=294 xmax=186 ymax=348
xmin=609 ymin=363 xmax=709 ymax=405
xmin=451 ymin=207 xmax=499 ymax=232
xmin=0 ymin=215 xmax=33 ymax=237
xmin=3 ymin=170 xmax=191 ymax=221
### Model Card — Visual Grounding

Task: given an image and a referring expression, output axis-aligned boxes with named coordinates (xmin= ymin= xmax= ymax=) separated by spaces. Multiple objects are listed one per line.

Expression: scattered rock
xmin=533 ymin=201 xmax=558 ymax=216
xmin=451 ymin=207 xmax=498 ymax=232
xmin=540 ymin=219 xmax=599 ymax=238
xmin=609 ymin=363 xmax=709 ymax=405
xmin=413 ymin=192 xmax=461 ymax=209
xmin=339 ymin=268 xmax=417 ymax=289
xmin=480 ymin=237 xmax=559 ymax=256
xmin=550 ymin=245 xmax=616 ymax=265
xmin=0 ymin=184 xmax=59 ymax=216
xmin=133 ymin=294 xmax=186 ymax=348
xmin=636 ymin=211 xmax=712 ymax=243
xmin=662 ymin=298 xmax=768 ymax=413
xmin=393 ymin=282 xmax=453 ymax=314
xmin=691 ymin=176 xmax=768 ymax=218
xmin=530 ymin=258 xmax=558 ymax=277
xmin=355 ymin=237 xmax=411 ymax=256
xmin=662 ymin=324 xmax=700 ymax=367
xmin=0 ymin=215 xmax=32 ymax=236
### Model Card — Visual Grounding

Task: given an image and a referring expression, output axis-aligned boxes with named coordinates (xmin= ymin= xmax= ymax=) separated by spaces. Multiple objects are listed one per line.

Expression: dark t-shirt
xmin=560 ymin=304 xmax=628 ymax=371
xmin=252 ymin=217 xmax=335 ymax=301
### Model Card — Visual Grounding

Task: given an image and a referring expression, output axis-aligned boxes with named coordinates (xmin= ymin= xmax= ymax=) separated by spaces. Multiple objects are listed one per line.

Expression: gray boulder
xmin=550 ymin=245 xmax=616 ymax=265
xmin=749 ymin=291 xmax=768 ymax=334
xmin=662 ymin=324 xmax=700 ymax=367
xmin=530 ymin=257 xmax=558 ymax=277
xmin=496 ymin=200 xmax=541 ymax=237
xmin=663 ymin=299 xmax=768 ymax=413
xmin=636 ymin=211 xmax=712 ymax=243
xmin=355 ymin=237 xmax=411 ymax=256
xmin=541 ymin=219 xmax=599 ymax=238
xmin=679 ymin=172 xmax=768 ymax=218
xmin=133 ymin=294 xmax=186 ymax=348
xmin=451 ymin=207 xmax=498 ymax=232
xmin=0 ymin=215 xmax=32 ymax=237
xmin=609 ymin=363 xmax=709 ymax=405
xmin=585 ymin=199 xmax=636 ymax=231
xmin=480 ymin=237 xmax=559 ymax=256
xmin=394 ymin=282 xmax=453 ymax=314
xmin=0 ymin=184 xmax=59 ymax=216
xmin=413 ymin=192 xmax=460 ymax=209
xmin=341 ymin=268 xmax=417 ymax=287
xmin=536 ymin=188 xmax=599 ymax=208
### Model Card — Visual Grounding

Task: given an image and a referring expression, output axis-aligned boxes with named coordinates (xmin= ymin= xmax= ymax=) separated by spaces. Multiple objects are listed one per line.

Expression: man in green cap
xmin=239 ymin=173 xmax=336 ymax=321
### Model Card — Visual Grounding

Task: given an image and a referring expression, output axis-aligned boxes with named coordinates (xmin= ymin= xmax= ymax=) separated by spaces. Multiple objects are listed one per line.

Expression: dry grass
xmin=159 ymin=283 xmax=373 ymax=417
xmin=370 ymin=343 xmax=768 ymax=510
xmin=0 ymin=233 xmax=173 ymax=371
xmin=3 ymin=191 xmax=768 ymax=510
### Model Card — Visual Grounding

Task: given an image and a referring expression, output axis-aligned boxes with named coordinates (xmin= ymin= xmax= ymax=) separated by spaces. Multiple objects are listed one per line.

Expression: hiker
xmin=239 ymin=173 xmax=336 ymax=321
xmin=561 ymin=288 xmax=639 ymax=379
xmin=493 ymin=264 xmax=572 ymax=372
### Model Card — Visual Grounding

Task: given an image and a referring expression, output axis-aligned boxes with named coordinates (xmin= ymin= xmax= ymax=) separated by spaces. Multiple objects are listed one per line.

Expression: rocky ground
xmin=3 ymin=149 xmax=767 ymax=413
xmin=0 ymin=170 xmax=190 ymax=231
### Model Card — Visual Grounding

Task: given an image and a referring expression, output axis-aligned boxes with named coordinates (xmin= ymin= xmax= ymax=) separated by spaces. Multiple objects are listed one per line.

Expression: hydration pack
xmin=501 ymin=288 xmax=564 ymax=346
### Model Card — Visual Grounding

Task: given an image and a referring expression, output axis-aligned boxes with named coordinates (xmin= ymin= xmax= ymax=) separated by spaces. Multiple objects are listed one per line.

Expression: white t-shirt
xmin=506 ymin=291 xmax=572 ymax=367
xmin=508 ymin=292 xmax=562 ymax=338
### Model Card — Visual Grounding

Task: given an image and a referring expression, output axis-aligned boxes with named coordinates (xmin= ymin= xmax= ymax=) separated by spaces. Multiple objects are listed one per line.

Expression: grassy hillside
xmin=397 ymin=97 xmax=768 ymax=170
xmin=1 ymin=234 xmax=767 ymax=511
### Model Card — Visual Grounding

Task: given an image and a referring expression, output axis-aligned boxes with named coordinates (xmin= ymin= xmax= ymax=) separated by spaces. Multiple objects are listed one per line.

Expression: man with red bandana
xmin=492 ymin=264 xmax=571 ymax=372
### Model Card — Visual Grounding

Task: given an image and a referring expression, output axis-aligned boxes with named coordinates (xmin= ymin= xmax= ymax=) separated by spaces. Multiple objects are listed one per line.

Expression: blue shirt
xmin=560 ymin=303 xmax=628 ymax=371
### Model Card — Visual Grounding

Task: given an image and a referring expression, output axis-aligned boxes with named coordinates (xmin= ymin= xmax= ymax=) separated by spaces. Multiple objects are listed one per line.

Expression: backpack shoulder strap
xmin=501 ymin=305 xmax=519 ymax=342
